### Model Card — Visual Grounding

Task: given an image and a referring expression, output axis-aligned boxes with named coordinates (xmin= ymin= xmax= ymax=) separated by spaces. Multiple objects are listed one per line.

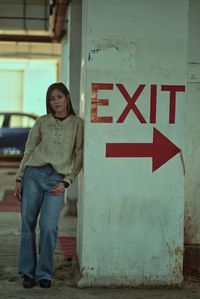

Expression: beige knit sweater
xmin=16 ymin=114 xmax=83 ymax=185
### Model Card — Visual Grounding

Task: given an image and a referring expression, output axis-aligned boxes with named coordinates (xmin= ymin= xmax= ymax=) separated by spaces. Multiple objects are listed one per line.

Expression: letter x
xmin=116 ymin=84 xmax=146 ymax=123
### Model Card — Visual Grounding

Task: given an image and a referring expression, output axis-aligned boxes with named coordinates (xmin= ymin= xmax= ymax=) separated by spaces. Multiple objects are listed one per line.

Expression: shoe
xmin=39 ymin=279 xmax=51 ymax=288
xmin=23 ymin=275 xmax=36 ymax=288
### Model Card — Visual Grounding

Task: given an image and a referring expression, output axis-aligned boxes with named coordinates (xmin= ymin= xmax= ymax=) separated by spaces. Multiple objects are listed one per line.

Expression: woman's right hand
xmin=14 ymin=181 xmax=22 ymax=201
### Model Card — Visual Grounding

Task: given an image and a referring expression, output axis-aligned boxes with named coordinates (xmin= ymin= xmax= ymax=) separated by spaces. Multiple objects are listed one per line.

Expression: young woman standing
xmin=14 ymin=82 xmax=83 ymax=288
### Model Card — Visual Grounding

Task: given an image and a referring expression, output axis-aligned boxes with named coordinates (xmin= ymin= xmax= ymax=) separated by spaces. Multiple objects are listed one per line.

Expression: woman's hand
xmin=49 ymin=182 xmax=65 ymax=196
xmin=14 ymin=181 xmax=22 ymax=201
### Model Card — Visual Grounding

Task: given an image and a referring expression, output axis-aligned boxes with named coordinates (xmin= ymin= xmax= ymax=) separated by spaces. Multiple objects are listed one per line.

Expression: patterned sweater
xmin=16 ymin=114 xmax=83 ymax=185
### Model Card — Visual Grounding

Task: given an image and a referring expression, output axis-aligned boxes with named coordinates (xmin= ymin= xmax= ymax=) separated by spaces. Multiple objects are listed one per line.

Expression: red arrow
xmin=106 ymin=128 xmax=181 ymax=172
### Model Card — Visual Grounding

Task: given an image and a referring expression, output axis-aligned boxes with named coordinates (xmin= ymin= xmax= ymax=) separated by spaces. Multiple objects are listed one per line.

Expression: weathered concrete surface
xmin=79 ymin=0 xmax=188 ymax=286
xmin=0 ymin=167 xmax=200 ymax=298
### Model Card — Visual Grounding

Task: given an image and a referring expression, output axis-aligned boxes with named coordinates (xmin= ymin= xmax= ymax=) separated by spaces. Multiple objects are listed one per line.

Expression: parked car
xmin=0 ymin=112 xmax=37 ymax=160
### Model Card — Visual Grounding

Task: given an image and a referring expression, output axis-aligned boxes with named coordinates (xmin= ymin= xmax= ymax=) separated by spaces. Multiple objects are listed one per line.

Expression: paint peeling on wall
xmin=174 ymin=247 xmax=183 ymax=256
xmin=88 ymin=48 xmax=102 ymax=61
xmin=88 ymin=36 xmax=136 ymax=69
xmin=184 ymin=203 xmax=196 ymax=244
xmin=165 ymin=243 xmax=183 ymax=283
xmin=91 ymin=36 xmax=134 ymax=52
xmin=171 ymin=260 xmax=182 ymax=278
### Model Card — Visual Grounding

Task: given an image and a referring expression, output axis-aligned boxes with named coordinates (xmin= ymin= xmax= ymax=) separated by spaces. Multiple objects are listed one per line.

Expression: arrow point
xmin=152 ymin=128 xmax=181 ymax=172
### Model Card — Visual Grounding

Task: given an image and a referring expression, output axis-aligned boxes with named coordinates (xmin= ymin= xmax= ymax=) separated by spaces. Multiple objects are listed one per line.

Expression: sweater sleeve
xmin=15 ymin=117 xmax=42 ymax=181
xmin=64 ymin=118 xmax=83 ymax=184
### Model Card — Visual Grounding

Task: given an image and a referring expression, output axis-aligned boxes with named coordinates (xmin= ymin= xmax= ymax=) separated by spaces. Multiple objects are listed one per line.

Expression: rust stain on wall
xmin=183 ymin=245 xmax=200 ymax=279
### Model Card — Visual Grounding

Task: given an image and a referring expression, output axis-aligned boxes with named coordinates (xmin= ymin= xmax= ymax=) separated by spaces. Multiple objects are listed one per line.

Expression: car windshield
xmin=10 ymin=115 xmax=35 ymax=128
xmin=0 ymin=115 xmax=4 ymax=127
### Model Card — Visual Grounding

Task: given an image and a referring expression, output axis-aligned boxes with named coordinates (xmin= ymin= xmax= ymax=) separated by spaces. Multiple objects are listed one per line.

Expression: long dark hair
xmin=46 ymin=82 xmax=76 ymax=115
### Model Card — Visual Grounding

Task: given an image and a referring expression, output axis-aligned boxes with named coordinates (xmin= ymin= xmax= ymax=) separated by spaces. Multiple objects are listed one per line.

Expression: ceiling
xmin=0 ymin=0 xmax=70 ymax=43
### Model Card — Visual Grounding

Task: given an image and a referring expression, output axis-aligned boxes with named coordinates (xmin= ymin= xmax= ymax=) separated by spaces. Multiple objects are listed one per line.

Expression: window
xmin=10 ymin=115 xmax=35 ymax=128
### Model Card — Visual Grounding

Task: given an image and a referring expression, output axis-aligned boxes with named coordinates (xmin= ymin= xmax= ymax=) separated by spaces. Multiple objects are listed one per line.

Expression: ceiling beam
xmin=53 ymin=0 xmax=70 ymax=41
xmin=0 ymin=0 xmax=70 ymax=43
xmin=0 ymin=34 xmax=54 ymax=43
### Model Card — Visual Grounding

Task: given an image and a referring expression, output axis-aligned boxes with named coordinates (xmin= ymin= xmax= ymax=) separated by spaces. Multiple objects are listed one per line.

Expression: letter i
xmin=150 ymin=84 xmax=157 ymax=124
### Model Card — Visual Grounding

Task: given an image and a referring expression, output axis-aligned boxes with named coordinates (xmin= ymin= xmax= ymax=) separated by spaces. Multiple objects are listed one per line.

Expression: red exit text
xmin=90 ymin=83 xmax=185 ymax=124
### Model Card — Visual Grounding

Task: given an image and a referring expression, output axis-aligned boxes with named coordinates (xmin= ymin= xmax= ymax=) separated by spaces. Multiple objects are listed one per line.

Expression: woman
xmin=14 ymin=82 xmax=83 ymax=289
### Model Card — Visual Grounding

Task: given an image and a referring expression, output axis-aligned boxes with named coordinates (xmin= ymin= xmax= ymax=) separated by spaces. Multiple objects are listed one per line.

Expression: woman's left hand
xmin=49 ymin=182 xmax=65 ymax=196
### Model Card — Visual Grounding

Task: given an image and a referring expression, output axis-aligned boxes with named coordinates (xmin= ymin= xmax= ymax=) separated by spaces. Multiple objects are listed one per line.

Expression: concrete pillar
xmin=184 ymin=0 xmax=200 ymax=244
xmin=78 ymin=0 xmax=188 ymax=286
xmin=61 ymin=0 xmax=82 ymax=205
xmin=69 ymin=0 xmax=82 ymax=115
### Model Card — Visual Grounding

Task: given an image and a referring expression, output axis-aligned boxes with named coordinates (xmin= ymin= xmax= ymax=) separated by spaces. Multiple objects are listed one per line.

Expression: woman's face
xmin=49 ymin=88 xmax=68 ymax=115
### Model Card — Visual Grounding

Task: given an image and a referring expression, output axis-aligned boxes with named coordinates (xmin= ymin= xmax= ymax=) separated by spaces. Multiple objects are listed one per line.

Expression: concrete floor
xmin=0 ymin=166 xmax=200 ymax=298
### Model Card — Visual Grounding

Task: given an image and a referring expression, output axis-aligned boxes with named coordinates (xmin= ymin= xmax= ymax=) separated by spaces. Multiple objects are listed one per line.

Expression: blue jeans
xmin=18 ymin=165 xmax=64 ymax=281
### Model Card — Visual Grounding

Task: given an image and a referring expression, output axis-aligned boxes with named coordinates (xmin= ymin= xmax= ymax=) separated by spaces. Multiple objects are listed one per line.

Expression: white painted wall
xmin=78 ymin=0 xmax=188 ymax=287
xmin=0 ymin=70 xmax=23 ymax=111
xmin=184 ymin=0 xmax=200 ymax=244
xmin=0 ymin=59 xmax=57 ymax=116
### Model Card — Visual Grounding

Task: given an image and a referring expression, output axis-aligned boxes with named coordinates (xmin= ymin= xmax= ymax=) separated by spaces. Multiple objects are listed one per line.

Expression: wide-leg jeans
xmin=18 ymin=165 xmax=64 ymax=281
